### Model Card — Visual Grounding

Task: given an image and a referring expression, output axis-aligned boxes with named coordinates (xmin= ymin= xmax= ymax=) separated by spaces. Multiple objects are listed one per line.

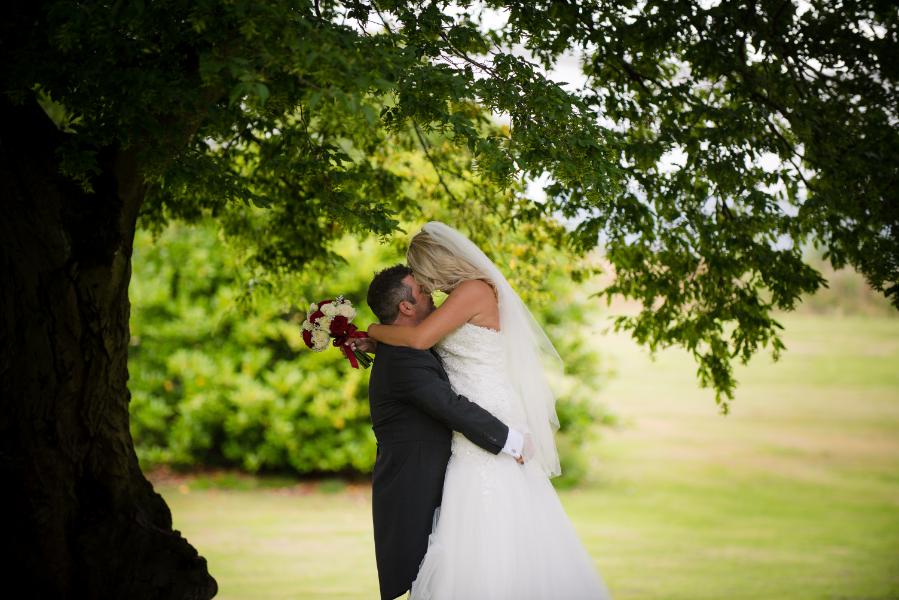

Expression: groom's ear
xmin=397 ymin=299 xmax=415 ymax=317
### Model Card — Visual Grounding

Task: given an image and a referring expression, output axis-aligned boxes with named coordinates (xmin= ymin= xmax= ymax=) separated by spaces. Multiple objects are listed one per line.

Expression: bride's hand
xmin=351 ymin=336 xmax=378 ymax=354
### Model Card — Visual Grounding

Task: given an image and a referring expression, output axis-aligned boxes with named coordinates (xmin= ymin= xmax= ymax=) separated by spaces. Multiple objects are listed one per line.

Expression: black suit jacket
xmin=368 ymin=343 xmax=509 ymax=600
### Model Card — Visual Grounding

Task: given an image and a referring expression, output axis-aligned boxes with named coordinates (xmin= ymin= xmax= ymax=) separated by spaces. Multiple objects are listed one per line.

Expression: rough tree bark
xmin=0 ymin=98 xmax=218 ymax=599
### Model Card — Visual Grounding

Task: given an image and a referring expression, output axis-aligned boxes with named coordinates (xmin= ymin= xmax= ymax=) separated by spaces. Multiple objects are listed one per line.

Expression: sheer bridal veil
xmin=419 ymin=221 xmax=563 ymax=478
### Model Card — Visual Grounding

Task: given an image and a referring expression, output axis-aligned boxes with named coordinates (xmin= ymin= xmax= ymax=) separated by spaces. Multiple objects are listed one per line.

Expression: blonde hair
xmin=407 ymin=230 xmax=496 ymax=295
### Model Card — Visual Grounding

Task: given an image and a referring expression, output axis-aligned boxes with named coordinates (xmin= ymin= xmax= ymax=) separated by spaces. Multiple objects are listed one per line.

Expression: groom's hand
xmin=502 ymin=428 xmax=527 ymax=463
xmin=521 ymin=433 xmax=536 ymax=463
xmin=511 ymin=432 xmax=536 ymax=464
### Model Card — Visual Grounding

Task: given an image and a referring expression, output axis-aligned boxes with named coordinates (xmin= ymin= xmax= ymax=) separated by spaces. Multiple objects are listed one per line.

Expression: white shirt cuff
xmin=500 ymin=428 xmax=524 ymax=458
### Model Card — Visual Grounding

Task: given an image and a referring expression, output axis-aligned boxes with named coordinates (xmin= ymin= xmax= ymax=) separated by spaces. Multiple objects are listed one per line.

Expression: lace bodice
xmin=434 ymin=323 xmax=527 ymax=437
xmin=433 ymin=323 xmax=528 ymax=501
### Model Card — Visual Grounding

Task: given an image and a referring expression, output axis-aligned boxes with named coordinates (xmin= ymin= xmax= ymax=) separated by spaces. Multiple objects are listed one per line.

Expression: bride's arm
xmin=367 ymin=279 xmax=490 ymax=350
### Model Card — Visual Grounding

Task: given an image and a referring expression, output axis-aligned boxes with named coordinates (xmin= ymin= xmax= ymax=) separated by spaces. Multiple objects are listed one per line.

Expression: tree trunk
xmin=0 ymin=98 xmax=217 ymax=599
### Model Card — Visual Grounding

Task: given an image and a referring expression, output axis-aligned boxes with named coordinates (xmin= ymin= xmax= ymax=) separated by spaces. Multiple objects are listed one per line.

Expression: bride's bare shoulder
xmin=453 ymin=279 xmax=500 ymax=329
xmin=454 ymin=278 xmax=495 ymax=299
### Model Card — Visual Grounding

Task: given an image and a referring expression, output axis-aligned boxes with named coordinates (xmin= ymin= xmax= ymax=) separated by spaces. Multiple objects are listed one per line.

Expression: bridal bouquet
xmin=301 ymin=296 xmax=373 ymax=369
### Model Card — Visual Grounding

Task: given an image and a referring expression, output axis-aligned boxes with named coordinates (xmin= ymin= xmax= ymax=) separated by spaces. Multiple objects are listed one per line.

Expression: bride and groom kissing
xmin=355 ymin=222 xmax=612 ymax=599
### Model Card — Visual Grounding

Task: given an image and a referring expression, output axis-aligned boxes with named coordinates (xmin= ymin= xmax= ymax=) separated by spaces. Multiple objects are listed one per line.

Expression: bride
xmin=363 ymin=221 xmax=612 ymax=599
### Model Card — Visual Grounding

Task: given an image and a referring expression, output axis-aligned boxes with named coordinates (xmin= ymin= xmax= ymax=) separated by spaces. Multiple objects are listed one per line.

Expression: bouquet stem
xmin=353 ymin=349 xmax=374 ymax=369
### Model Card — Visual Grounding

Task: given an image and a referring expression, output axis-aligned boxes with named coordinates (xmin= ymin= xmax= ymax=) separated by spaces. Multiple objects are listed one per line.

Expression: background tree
xmin=496 ymin=0 xmax=897 ymax=404
xmin=1 ymin=1 xmax=894 ymax=597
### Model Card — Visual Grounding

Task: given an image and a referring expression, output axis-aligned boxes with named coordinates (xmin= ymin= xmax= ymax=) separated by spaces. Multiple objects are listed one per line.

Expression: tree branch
xmin=412 ymin=121 xmax=461 ymax=204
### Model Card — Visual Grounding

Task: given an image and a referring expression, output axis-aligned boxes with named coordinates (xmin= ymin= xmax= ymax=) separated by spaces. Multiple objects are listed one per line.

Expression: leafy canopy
xmin=4 ymin=0 xmax=896 ymax=410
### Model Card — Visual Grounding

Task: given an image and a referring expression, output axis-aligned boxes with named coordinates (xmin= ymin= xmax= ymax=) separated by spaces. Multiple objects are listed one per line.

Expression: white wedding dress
xmin=409 ymin=322 xmax=613 ymax=600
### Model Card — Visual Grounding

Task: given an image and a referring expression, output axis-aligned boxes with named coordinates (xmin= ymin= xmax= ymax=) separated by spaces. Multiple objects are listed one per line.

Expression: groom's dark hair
xmin=367 ymin=264 xmax=417 ymax=324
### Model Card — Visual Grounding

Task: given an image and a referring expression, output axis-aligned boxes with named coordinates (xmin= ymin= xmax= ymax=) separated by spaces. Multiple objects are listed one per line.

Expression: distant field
xmin=155 ymin=314 xmax=899 ymax=600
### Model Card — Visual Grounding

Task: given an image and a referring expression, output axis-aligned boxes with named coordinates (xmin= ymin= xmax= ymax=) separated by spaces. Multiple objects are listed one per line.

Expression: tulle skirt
xmin=409 ymin=436 xmax=613 ymax=600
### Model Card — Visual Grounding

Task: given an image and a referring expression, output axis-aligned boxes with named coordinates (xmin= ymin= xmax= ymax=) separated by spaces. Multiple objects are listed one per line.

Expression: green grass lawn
xmin=155 ymin=314 xmax=899 ymax=599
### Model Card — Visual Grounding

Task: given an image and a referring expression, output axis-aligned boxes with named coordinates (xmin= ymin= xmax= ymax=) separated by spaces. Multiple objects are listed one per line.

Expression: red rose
xmin=329 ymin=315 xmax=349 ymax=334
xmin=309 ymin=309 xmax=324 ymax=321
xmin=302 ymin=329 xmax=313 ymax=348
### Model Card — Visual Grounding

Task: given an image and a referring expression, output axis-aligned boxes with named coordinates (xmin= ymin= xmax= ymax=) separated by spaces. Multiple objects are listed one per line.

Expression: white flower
xmin=321 ymin=303 xmax=339 ymax=317
xmin=337 ymin=303 xmax=356 ymax=319
xmin=317 ymin=315 xmax=333 ymax=331
xmin=311 ymin=329 xmax=330 ymax=351
xmin=310 ymin=303 xmax=318 ymax=312
xmin=301 ymin=320 xmax=314 ymax=331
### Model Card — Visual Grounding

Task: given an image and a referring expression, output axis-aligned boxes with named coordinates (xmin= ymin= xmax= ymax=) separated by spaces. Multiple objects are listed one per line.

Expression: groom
xmin=364 ymin=265 xmax=527 ymax=600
